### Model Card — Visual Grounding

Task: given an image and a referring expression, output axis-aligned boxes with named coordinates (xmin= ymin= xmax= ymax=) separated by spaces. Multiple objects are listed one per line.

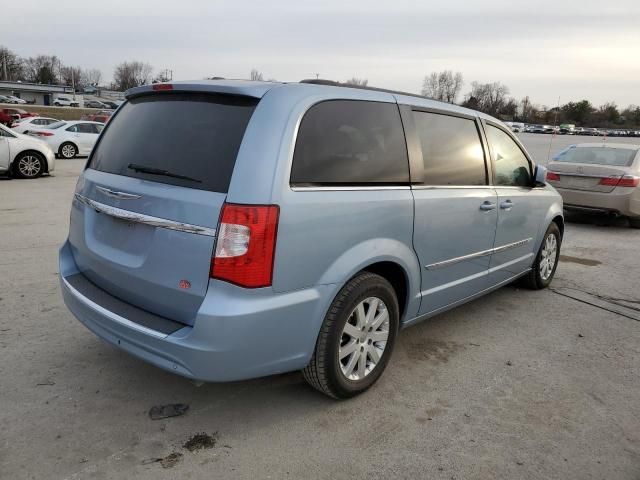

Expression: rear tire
xmin=13 ymin=152 xmax=44 ymax=179
xmin=302 ymin=272 xmax=399 ymax=399
xmin=629 ymin=217 xmax=640 ymax=229
xmin=522 ymin=222 xmax=561 ymax=289
xmin=59 ymin=142 xmax=77 ymax=159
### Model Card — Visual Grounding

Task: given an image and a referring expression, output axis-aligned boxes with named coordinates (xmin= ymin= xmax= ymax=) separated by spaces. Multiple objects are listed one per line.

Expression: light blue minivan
xmin=60 ymin=79 xmax=563 ymax=398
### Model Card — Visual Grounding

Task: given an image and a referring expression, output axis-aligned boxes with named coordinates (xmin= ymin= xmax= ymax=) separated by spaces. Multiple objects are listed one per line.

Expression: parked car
xmin=0 ymin=109 xmax=15 ymax=126
xmin=504 ymin=121 xmax=525 ymax=133
xmin=83 ymin=86 xmax=98 ymax=94
xmin=581 ymin=127 xmax=600 ymax=136
xmin=559 ymin=124 xmax=576 ymax=135
xmin=81 ymin=109 xmax=113 ymax=123
xmin=84 ymin=100 xmax=108 ymax=109
xmin=100 ymin=100 xmax=120 ymax=109
xmin=53 ymin=96 xmax=80 ymax=107
xmin=59 ymin=80 xmax=563 ymax=399
xmin=1 ymin=108 xmax=38 ymax=120
xmin=0 ymin=122 xmax=55 ymax=178
xmin=547 ymin=144 xmax=640 ymax=228
xmin=531 ymin=124 xmax=554 ymax=134
xmin=11 ymin=116 xmax=60 ymax=134
xmin=28 ymin=120 xmax=104 ymax=158
xmin=5 ymin=95 xmax=27 ymax=104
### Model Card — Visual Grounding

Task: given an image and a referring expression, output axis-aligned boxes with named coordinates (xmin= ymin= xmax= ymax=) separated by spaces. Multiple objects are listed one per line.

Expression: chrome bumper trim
xmin=74 ymin=194 xmax=217 ymax=237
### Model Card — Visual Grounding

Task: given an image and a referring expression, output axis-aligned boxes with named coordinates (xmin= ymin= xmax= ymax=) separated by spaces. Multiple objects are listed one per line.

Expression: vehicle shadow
xmin=563 ymin=211 xmax=631 ymax=229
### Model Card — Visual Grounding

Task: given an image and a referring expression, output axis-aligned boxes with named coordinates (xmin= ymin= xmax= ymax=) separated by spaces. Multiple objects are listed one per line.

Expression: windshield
xmin=554 ymin=146 xmax=638 ymax=167
xmin=88 ymin=92 xmax=258 ymax=193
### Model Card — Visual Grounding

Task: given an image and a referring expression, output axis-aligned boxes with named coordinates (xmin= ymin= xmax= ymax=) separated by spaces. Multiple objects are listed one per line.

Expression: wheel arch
xmin=360 ymin=261 xmax=410 ymax=322
xmin=315 ymin=239 xmax=422 ymax=324
xmin=552 ymin=214 xmax=564 ymax=239
xmin=11 ymin=149 xmax=48 ymax=175
xmin=58 ymin=141 xmax=78 ymax=158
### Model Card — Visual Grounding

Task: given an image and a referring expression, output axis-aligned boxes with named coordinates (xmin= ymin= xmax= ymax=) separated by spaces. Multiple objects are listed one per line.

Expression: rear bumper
xmin=555 ymin=186 xmax=640 ymax=217
xmin=59 ymin=241 xmax=336 ymax=382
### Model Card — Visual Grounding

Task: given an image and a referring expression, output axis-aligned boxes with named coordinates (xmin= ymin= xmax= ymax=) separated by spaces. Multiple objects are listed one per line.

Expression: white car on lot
xmin=28 ymin=120 xmax=104 ymax=158
xmin=0 ymin=123 xmax=55 ymax=178
xmin=5 ymin=95 xmax=27 ymax=104
xmin=11 ymin=116 xmax=60 ymax=134
xmin=53 ymin=96 xmax=80 ymax=107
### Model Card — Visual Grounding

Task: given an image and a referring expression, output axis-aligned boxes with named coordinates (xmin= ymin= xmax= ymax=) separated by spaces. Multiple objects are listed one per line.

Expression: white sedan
xmin=28 ymin=120 xmax=104 ymax=158
xmin=11 ymin=116 xmax=60 ymax=134
xmin=0 ymin=123 xmax=55 ymax=178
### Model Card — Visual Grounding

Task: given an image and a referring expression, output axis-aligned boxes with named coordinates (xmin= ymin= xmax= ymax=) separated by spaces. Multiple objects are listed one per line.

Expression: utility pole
xmin=71 ymin=68 xmax=76 ymax=100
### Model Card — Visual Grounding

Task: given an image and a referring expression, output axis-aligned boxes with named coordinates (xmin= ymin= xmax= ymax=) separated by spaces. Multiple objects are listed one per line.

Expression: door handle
xmin=500 ymin=200 xmax=514 ymax=210
xmin=480 ymin=201 xmax=496 ymax=211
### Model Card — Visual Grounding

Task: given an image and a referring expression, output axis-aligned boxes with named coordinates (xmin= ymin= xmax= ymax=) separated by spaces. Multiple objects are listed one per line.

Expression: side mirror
xmin=533 ymin=164 xmax=547 ymax=187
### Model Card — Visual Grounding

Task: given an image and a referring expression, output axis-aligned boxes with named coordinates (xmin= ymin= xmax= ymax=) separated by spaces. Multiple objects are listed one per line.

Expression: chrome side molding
xmin=74 ymin=194 xmax=217 ymax=237
xmin=425 ymin=238 xmax=532 ymax=270
xmin=96 ymin=186 xmax=142 ymax=200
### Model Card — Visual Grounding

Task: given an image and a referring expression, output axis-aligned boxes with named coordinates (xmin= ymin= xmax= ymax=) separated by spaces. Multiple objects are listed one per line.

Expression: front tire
xmin=629 ymin=217 xmax=640 ymax=229
xmin=13 ymin=152 xmax=44 ymax=179
xmin=303 ymin=272 xmax=399 ymax=399
xmin=59 ymin=142 xmax=77 ymax=159
xmin=522 ymin=222 xmax=561 ymax=289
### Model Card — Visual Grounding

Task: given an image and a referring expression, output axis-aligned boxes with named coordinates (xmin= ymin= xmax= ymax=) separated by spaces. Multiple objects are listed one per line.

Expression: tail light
xmin=599 ymin=175 xmax=640 ymax=187
xmin=546 ymin=171 xmax=561 ymax=181
xmin=617 ymin=175 xmax=640 ymax=187
xmin=152 ymin=83 xmax=173 ymax=91
xmin=211 ymin=203 xmax=279 ymax=288
xmin=31 ymin=131 xmax=53 ymax=136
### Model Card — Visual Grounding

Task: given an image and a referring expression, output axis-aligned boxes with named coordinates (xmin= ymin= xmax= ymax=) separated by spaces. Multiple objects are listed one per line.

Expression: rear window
xmin=290 ymin=100 xmax=409 ymax=186
xmin=88 ymin=93 xmax=258 ymax=193
xmin=554 ymin=146 xmax=638 ymax=167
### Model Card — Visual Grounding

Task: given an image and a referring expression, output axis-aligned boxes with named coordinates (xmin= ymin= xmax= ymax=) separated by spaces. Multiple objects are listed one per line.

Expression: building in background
xmin=0 ymin=81 xmax=75 ymax=105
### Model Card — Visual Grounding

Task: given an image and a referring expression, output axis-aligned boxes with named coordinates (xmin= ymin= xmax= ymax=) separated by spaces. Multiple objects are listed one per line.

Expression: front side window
xmin=486 ymin=125 xmax=532 ymax=187
xmin=413 ymin=111 xmax=487 ymax=186
xmin=291 ymin=100 xmax=409 ymax=186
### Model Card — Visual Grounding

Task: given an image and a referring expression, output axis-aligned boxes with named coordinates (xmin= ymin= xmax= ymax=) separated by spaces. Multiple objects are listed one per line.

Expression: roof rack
xmin=299 ymin=78 xmax=437 ymax=102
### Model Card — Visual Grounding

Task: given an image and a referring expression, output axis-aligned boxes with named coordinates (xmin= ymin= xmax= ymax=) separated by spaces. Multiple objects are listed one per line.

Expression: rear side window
xmin=290 ymin=100 xmax=409 ymax=186
xmin=412 ymin=111 xmax=487 ymax=186
xmin=89 ymin=93 xmax=258 ymax=193
xmin=554 ymin=146 xmax=637 ymax=167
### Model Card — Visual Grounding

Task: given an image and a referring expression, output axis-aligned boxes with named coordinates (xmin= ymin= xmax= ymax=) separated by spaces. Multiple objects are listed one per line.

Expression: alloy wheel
xmin=539 ymin=233 xmax=557 ymax=281
xmin=17 ymin=155 xmax=42 ymax=178
xmin=338 ymin=297 xmax=390 ymax=381
xmin=61 ymin=144 xmax=76 ymax=158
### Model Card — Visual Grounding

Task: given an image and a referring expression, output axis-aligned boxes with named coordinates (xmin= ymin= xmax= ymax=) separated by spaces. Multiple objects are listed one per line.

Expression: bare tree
xmin=0 ymin=46 xmax=23 ymax=81
xmin=421 ymin=70 xmax=463 ymax=103
xmin=250 ymin=69 xmax=264 ymax=81
xmin=60 ymin=66 xmax=82 ymax=88
xmin=113 ymin=61 xmax=153 ymax=91
xmin=344 ymin=77 xmax=368 ymax=87
xmin=82 ymin=68 xmax=102 ymax=87
xmin=23 ymin=55 xmax=60 ymax=84
xmin=462 ymin=81 xmax=510 ymax=116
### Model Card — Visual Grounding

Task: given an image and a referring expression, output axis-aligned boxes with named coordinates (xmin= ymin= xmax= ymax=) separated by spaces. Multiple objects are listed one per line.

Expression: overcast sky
xmin=4 ymin=0 xmax=639 ymax=107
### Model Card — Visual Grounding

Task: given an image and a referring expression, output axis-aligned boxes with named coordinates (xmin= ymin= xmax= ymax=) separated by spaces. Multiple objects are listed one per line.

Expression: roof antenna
xmin=546 ymin=95 xmax=561 ymax=162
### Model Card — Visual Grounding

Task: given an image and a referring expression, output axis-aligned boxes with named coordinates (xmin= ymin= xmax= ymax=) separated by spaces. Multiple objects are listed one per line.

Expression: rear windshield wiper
xmin=127 ymin=163 xmax=202 ymax=183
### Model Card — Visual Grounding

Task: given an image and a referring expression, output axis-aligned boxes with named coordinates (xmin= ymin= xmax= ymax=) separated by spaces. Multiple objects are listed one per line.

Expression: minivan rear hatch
xmin=68 ymin=91 xmax=258 ymax=326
